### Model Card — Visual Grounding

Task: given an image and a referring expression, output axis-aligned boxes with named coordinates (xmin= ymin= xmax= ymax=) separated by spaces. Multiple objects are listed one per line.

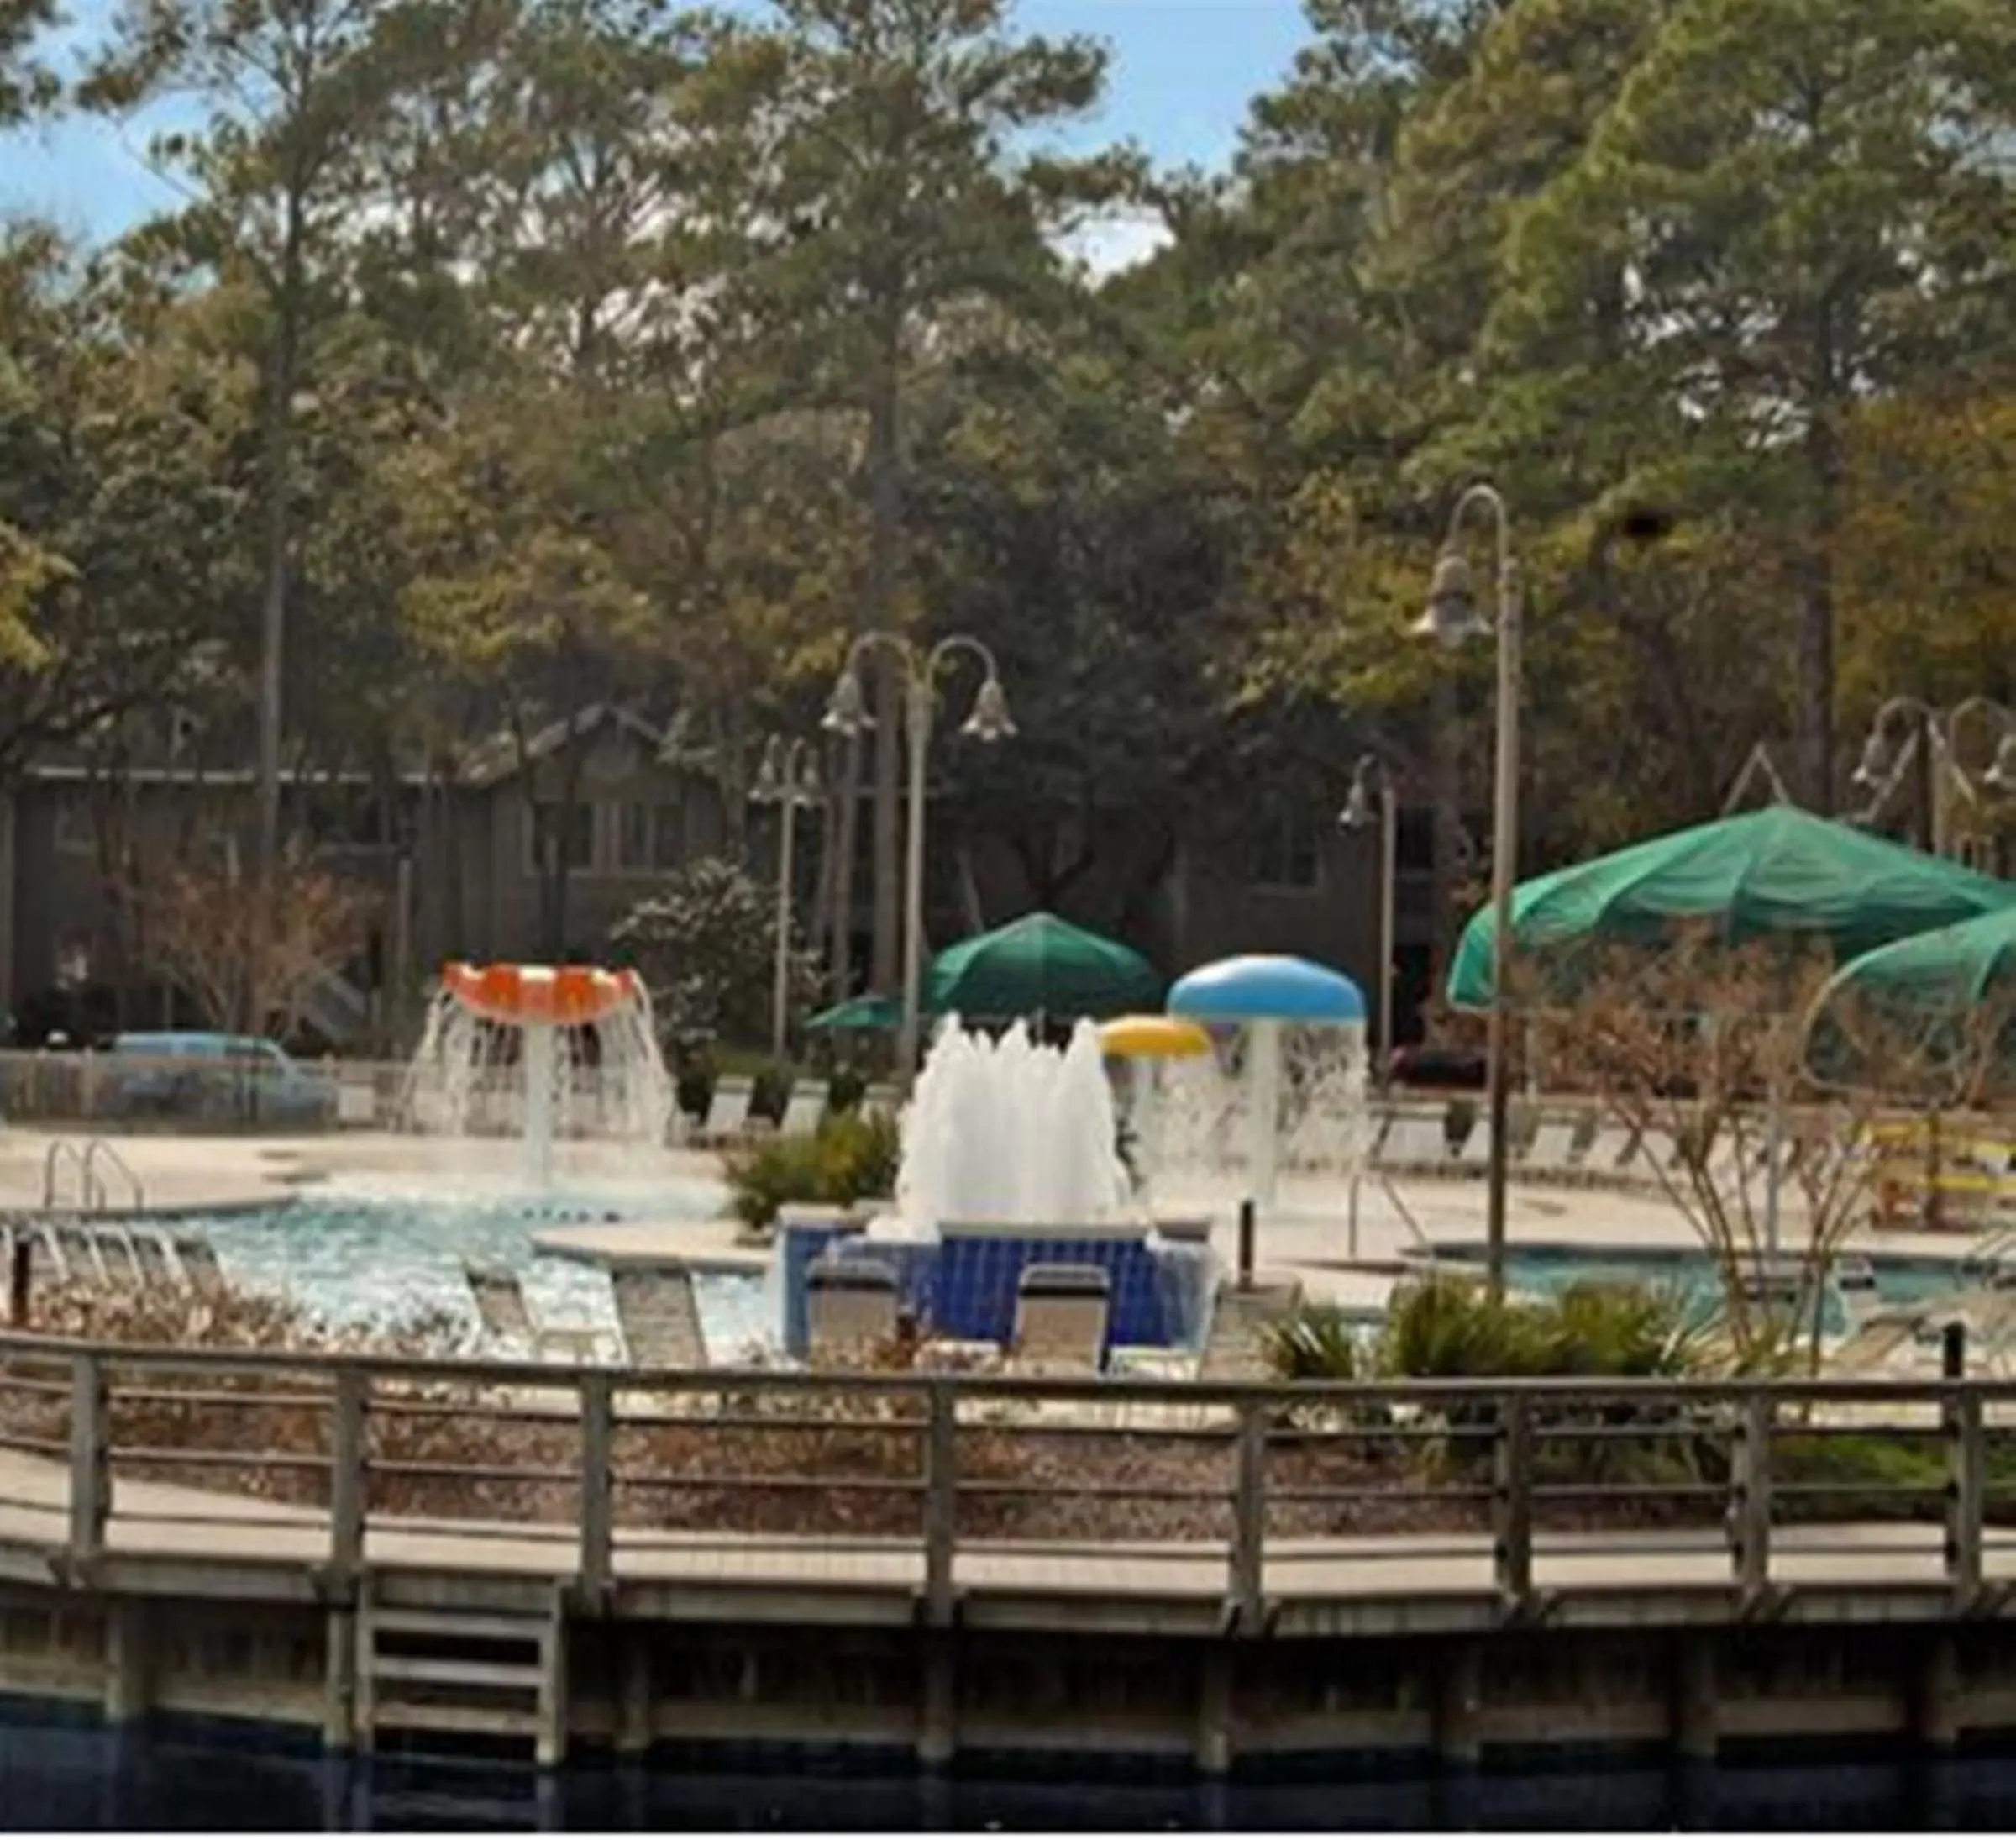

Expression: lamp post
xmin=822 ymin=633 xmax=1016 ymax=1079
xmin=1340 ymin=754 xmax=1399 ymax=1069
xmin=1413 ymin=483 xmax=1519 ymax=1304
xmin=749 ymin=736 xmax=824 ymax=1059
xmin=1853 ymin=696 xmax=2016 ymax=856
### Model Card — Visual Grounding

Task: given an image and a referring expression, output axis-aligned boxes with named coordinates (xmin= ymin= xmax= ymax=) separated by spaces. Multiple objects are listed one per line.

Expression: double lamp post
xmin=820 ymin=633 xmax=1016 ymax=1076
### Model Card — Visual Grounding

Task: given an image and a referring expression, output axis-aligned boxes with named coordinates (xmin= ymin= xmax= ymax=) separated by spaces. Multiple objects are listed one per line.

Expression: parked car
xmin=106 ymin=1032 xmax=339 ymax=1126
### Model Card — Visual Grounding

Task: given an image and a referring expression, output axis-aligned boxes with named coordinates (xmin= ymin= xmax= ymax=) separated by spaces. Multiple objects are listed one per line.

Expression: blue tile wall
xmin=781 ymin=1228 xmax=1216 ymax=1359
xmin=778 ymin=1221 xmax=863 ymax=1357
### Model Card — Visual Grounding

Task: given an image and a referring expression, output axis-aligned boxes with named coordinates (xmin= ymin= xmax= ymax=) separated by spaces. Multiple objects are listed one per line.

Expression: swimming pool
xmin=1425 ymin=1240 xmax=1970 ymax=1327
xmin=183 ymin=1177 xmax=772 ymax=1361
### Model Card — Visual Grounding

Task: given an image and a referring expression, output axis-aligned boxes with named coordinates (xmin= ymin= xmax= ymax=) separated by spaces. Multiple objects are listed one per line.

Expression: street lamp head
xmin=751 ymin=736 xmax=787 ymax=802
xmin=795 ymin=753 xmax=824 ymax=804
xmin=961 ymin=675 xmax=1016 ymax=742
xmin=1987 ymin=732 xmax=2016 ymax=794
xmin=1412 ymin=548 xmax=1491 ymax=649
xmin=1851 ymin=727 xmax=1895 ymax=792
xmin=821 ymin=666 xmax=872 ymax=738
xmin=1339 ymin=778 xmax=1374 ymax=832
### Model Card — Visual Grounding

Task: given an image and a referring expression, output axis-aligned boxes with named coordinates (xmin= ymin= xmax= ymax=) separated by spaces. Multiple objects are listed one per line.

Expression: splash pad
xmin=403 ymin=964 xmax=675 ymax=1184
xmin=1155 ymin=955 xmax=1372 ymax=1215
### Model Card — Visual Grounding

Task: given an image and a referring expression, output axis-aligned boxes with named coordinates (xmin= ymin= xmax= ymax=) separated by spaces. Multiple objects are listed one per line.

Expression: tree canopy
xmin=2 ymin=0 xmax=2012 ymax=1017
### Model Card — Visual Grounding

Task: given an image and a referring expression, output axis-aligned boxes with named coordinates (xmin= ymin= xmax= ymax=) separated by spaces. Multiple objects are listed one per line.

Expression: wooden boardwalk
xmin=0 ymin=1443 xmax=2003 ymax=1626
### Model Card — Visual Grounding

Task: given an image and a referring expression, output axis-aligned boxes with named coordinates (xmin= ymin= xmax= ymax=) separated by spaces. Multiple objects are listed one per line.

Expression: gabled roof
xmin=459 ymin=704 xmax=669 ymax=789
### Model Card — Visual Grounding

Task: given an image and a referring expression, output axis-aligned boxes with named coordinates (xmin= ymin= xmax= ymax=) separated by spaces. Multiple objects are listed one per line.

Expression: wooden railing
xmin=3 ymin=1333 xmax=2013 ymax=1613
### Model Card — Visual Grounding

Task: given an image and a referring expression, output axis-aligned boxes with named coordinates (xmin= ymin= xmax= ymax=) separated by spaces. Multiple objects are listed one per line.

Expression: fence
xmin=1 ymin=1334 xmax=2012 ymax=1608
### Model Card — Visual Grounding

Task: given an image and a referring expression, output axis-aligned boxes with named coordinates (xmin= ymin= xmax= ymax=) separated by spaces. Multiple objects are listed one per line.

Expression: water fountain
xmin=1162 ymin=955 xmax=1372 ymax=1216
xmin=402 ymin=963 xmax=675 ymax=1185
xmin=894 ymin=1019 xmax=1131 ymax=1231
xmin=774 ymin=1016 xmax=1214 ymax=1360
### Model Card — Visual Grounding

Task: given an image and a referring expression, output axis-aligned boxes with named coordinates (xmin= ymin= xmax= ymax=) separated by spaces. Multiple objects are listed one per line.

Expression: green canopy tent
xmin=925 ymin=912 xmax=1162 ymax=1021
xmin=1447 ymin=807 xmax=2016 ymax=1008
xmin=804 ymin=993 xmax=903 ymax=1033
xmin=1821 ymin=905 xmax=2016 ymax=1014
xmin=1808 ymin=905 xmax=2016 ymax=1096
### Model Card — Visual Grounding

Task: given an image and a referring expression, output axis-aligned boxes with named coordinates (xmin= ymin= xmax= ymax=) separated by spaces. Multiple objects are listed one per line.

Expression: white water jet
xmin=892 ymin=1017 xmax=1131 ymax=1230
xmin=401 ymin=965 xmax=675 ymax=1186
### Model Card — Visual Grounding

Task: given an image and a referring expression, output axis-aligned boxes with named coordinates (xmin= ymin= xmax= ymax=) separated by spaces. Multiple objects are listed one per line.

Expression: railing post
xmin=1946 ymin=1385 xmax=1985 ymax=1601
xmin=578 ymin=1371 xmax=614 ymax=1601
xmin=1730 ymin=1392 xmax=1772 ymax=1596
xmin=1494 ymin=1392 xmax=1533 ymax=1605
xmin=1229 ymin=1401 xmax=1267 ymax=1631
xmin=68 ymin=1352 xmax=108 ymax=1562
xmin=923 ymin=1381 xmax=957 ymax=1625
xmin=327 ymin=1369 xmax=366 ymax=1583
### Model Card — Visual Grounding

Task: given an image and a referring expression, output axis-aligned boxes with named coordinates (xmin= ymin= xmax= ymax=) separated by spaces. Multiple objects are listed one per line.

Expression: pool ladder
xmin=40 ymin=1138 xmax=146 ymax=1213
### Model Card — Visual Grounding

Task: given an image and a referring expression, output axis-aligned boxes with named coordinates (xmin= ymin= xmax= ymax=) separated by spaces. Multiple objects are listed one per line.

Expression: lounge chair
xmin=1450 ymin=1122 xmax=1491 ymax=1175
xmin=1197 ymin=1276 xmax=1304 ymax=1381
xmin=94 ymin=1227 xmax=144 ymax=1288
xmin=1623 ymin=1129 xmax=1682 ymax=1184
xmin=1373 ymin=1112 xmax=1448 ymax=1171
xmin=697 ymin=1079 xmax=753 ymax=1144
xmin=171 ymin=1236 xmax=227 ymax=1298
xmin=609 ymin=1266 xmax=707 ymax=1367
xmin=1826 ymin=1308 xmax=1926 ymax=1375
xmin=55 ymin=1223 xmax=108 ymax=1287
xmin=860 ymin=1083 xmax=903 ymax=1123
xmin=1578 ymin=1128 xmax=1635 ymax=1182
xmin=1520 ymin=1122 xmax=1580 ymax=1182
xmin=777 ymin=1086 xmax=826 ymax=1138
xmin=806 ymin=1257 xmax=899 ymax=1362
xmin=463 ymin=1261 xmax=608 ymax=1363
xmin=133 ymin=1233 xmax=183 ymax=1291
xmin=1011 ymin=1264 xmax=1111 ymax=1375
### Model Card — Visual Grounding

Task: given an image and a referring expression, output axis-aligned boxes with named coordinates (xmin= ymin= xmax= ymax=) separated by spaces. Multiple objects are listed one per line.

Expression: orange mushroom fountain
xmin=413 ymin=962 xmax=672 ymax=1185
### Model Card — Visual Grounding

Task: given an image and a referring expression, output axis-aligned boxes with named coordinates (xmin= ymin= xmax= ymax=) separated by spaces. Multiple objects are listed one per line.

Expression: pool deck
xmin=0 ymin=1127 xmax=1989 ymax=1319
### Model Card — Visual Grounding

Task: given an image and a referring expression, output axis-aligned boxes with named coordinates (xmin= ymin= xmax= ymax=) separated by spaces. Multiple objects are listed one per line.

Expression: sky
xmin=0 ymin=0 xmax=1315 ymax=269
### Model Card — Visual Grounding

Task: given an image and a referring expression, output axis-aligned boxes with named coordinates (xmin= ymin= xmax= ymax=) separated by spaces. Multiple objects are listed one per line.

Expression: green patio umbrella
xmin=1808 ymin=906 xmax=2016 ymax=1096
xmin=925 ymin=912 xmax=1161 ymax=1020
xmin=1448 ymin=806 xmax=2016 ymax=1008
xmin=804 ymin=992 xmax=902 ymax=1033
xmin=1821 ymin=904 xmax=2016 ymax=1014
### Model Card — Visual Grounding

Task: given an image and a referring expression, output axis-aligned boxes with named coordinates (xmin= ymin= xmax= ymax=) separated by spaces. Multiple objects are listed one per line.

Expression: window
xmin=614 ymin=801 xmax=685 ymax=874
xmin=524 ymin=801 xmax=595 ymax=876
xmin=1250 ymin=806 xmax=1321 ymax=891
xmin=53 ymin=794 xmax=95 ymax=856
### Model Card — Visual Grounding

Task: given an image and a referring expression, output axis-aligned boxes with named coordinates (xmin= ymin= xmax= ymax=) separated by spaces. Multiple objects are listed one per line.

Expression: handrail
xmin=39 ymin=1139 xmax=84 ymax=1211
xmin=0 ymin=1324 xmax=1999 ymax=1621
xmin=78 ymin=1138 xmax=144 ymax=1214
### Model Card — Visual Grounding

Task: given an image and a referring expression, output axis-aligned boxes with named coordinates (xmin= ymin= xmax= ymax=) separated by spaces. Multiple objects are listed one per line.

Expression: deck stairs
xmin=354 ymin=1586 xmax=569 ymax=1767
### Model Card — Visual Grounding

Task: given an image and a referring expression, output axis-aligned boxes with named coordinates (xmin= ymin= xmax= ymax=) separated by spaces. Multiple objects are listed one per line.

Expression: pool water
xmin=1428 ymin=1240 xmax=1971 ymax=1335
xmin=186 ymin=1180 xmax=774 ymax=1361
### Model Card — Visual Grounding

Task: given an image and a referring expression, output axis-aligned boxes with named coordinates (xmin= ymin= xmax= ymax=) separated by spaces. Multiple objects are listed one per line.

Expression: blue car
xmin=108 ymin=1032 xmax=339 ymax=1125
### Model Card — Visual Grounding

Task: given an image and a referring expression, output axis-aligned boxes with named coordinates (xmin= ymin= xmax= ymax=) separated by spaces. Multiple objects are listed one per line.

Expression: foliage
xmin=612 ymin=856 xmax=822 ymax=1049
xmin=1 ymin=0 xmax=2013 ymax=1017
xmin=1263 ymin=1303 xmax=1362 ymax=1382
xmin=1378 ymin=1270 xmax=1701 ymax=1382
xmin=722 ymin=1107 xmax=901 ymax=1233
xmin=123 ymin=833 xmax=374 ymax=1037
xmin=1523 ymin=931 xmax=2000 ymax=1368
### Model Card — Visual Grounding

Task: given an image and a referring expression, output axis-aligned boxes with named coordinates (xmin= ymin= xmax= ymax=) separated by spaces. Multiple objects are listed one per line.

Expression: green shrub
xmin=674 ymin=1048 xmax=715 ymax=1121
xmin=723 ymin=1108 xmax=901 ymax=1232
xmin=1378 ymin=1271 xmax=1699 ymax=1382
xmin=748 ymin=1061 xmax=795 ymax=1126
xmin=1263 ymin=1304 xmax=1362 ymax=1381
xmin=1378 ymin=1271 xmax=1708 ymax=1488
